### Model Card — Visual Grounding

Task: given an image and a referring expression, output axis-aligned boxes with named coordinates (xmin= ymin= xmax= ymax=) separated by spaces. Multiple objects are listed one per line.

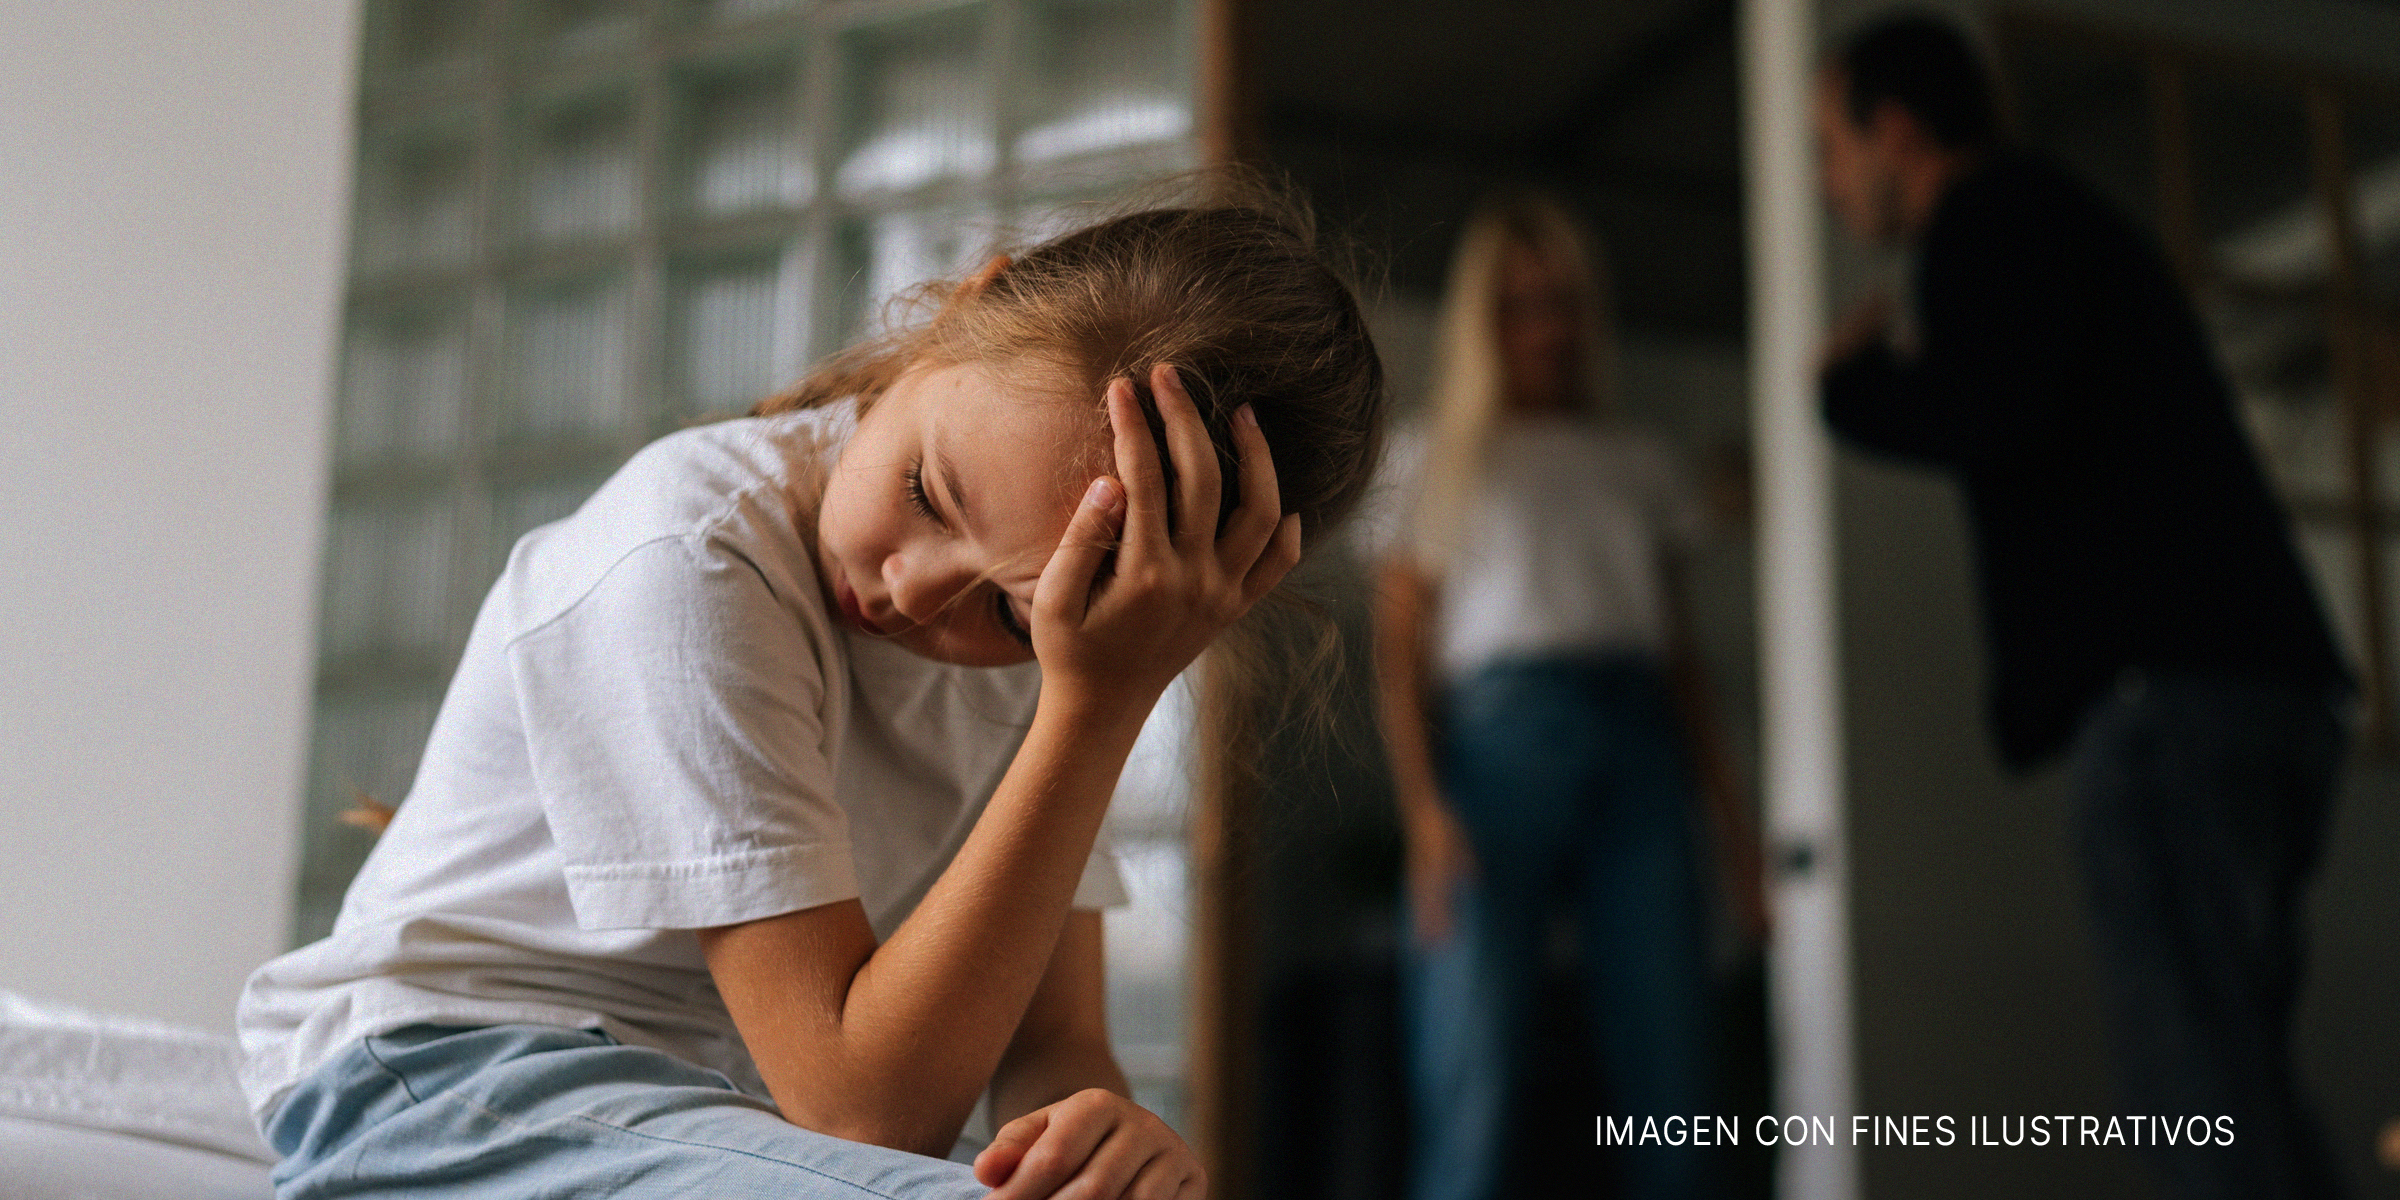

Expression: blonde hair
xmin=1408 ymin=189 xmax=1614 ymax=573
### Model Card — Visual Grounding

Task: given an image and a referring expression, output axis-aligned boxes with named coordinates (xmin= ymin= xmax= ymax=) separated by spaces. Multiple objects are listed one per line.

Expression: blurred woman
xmin=1371 ymin=190 xmax=1758 ymax=1200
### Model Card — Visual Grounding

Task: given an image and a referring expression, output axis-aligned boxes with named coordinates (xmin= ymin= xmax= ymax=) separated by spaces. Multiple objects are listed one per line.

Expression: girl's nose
xmin=883 ymin=546 xmax=973 ymax=627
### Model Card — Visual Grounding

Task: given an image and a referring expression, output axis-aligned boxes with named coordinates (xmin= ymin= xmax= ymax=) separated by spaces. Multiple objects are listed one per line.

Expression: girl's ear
xmin=958 ymin=254 xmax=1012 ymax=299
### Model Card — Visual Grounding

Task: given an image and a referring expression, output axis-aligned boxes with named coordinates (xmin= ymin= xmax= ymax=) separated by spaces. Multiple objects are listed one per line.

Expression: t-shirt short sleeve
xmin=508 ymin=533 xmax=856 ymax=932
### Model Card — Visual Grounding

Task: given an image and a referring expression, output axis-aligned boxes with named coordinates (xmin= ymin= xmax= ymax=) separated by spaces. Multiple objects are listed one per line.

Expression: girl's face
xmin=813 ymin=358 xmax=1100 ymax=667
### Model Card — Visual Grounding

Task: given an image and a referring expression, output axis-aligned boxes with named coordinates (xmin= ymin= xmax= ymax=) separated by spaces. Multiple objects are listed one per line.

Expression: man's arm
xmin=1822 ymin=337 xmax=1973 ymax=464
xmin=1822 ymin=204 xmax=2081 ymax=467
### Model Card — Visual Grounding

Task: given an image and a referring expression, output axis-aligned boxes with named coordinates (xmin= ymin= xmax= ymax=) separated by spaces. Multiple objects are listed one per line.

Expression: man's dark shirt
xmin=1823 ymin=151 xmax=2352 ymax=770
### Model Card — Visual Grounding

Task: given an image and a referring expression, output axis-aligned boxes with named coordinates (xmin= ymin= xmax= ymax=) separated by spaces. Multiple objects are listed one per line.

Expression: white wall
xmin=0 ymin=0 xmax=357 ymax=1032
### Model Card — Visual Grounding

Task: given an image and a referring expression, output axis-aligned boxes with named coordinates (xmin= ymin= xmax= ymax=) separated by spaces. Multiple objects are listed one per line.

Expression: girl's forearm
xmin=987 ymin=911 xmax=1127 ymax=1127
xmin=989 ymin=1035 xmax=1130 ymax=1128
xmin=793 ymin=694 xmax=1149 ymax=1152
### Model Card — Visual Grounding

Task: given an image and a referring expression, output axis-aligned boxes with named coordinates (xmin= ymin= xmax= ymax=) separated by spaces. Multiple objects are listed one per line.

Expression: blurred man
xmin=1815 ymin=13 xmax=2353 ymax=1199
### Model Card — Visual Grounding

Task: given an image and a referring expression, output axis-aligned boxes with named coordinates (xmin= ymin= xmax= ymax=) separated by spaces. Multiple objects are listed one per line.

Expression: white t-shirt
xmin=237 ymin=402 xmax=1125 ymax=1124
xmin=1364 ymin=415 xmax=1705 ymax=679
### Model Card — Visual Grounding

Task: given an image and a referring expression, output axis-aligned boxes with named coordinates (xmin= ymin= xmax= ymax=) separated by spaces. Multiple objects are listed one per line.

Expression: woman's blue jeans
xmin=1405 ymin=654 xmax=1713 ymax=1200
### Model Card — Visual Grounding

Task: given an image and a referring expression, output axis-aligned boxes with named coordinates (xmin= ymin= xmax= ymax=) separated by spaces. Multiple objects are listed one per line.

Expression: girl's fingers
xmin=1106 ymin=378 xmax=1169 ymax=559
xmin=985 ymin=1106 xmax=1115 ymax=1200
xmin=1216 ymin=404 xmax=1285 ymax=574
xmin=1124 ymin=1152 xmax=1192 ymax=1200
xmin=1240 ymin=512 xmax=1303 ymax=602
xmin=1149 ymin=363 xmax=1220 ymax=548
xmin=974 ymin=1110 xmax=1048 ymax=1188
xmin=1034 ymin=476 xmax=1125 ymax=626
xmin=1053 ymin=1129 xmax=1156 ymax=1200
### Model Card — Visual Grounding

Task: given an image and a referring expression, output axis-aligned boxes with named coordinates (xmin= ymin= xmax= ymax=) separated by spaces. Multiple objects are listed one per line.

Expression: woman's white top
xmin=1369 ymin=415 xmax=1706 ymax=680
xmin=237 ymin=402 xmax=1124 ymax=1124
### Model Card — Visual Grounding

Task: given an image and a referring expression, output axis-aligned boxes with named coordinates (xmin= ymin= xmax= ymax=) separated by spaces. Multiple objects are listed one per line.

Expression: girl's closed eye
xmin=991 ymin=588 xmax=1031 ymax=649
xmin=904 ymin=459 xmax=942 ymax=525
xmin=906 ymin=453 xmax=1027 ymax=648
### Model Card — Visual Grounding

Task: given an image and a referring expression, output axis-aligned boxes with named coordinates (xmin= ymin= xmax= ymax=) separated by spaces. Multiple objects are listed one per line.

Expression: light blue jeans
xmin=265 ymin=1023 xmax=991 ymax=1199
xmin=1406 ymin=654 xmax=1714 ymax=1200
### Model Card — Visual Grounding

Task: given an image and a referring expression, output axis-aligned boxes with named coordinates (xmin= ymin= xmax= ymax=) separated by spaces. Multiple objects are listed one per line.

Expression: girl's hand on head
xmin=974 ymin=1089 xmax=1205 ymax=1200
xmin=1031 ymin=363 xmax=1301 ymax=714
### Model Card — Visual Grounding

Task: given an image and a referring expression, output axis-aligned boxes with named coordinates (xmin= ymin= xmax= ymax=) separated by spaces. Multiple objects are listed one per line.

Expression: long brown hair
xmin=761 ymin=180 xmax=1384 ymax=549
xmin=758 ymin=175 xmax=1387 ymax=744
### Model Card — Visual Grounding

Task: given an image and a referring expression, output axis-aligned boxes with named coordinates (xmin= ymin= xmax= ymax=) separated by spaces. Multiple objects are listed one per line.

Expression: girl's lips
xmin=833 ymin=568 xmax=890 ymax=636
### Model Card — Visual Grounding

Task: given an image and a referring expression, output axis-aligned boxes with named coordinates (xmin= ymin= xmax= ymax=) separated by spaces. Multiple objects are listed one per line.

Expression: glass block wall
xmin=304 ymin=0 xmax=1200 ymax=1125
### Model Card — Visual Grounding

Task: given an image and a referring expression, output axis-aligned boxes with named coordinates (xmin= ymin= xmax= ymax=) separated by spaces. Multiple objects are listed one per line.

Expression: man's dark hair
xmin=1836 ymin=12 xmax=2001 ymax=150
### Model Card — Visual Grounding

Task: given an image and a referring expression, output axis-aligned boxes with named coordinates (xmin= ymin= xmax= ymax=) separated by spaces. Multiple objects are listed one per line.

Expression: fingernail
xmin=1086 ymin=477 xmax=1119 ymax=507
xmin=1237 ymin=404 xmax=1258 ymax=428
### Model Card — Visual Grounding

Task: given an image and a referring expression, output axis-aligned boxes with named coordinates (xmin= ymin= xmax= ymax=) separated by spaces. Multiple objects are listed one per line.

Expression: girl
xmin=1370 ymin=191 xmax=1759 ymax=1200
xmin=239 ymin=194 xmax=1385 ymax=1200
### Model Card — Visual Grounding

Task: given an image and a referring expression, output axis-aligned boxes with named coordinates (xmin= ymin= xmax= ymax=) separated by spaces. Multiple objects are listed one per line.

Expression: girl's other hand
xmin=1032 ymin=363 xmax=1300 ymax=713
xmin=974 ymin=1089 xmax=1204 ymax=1200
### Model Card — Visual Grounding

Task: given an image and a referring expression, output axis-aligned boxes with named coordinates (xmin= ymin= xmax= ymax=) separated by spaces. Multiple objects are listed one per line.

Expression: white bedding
xmin=0 ymin=989 xmax=272 ymax=1199
xmin=0 ymin=1114 xmax=273 ymax=1200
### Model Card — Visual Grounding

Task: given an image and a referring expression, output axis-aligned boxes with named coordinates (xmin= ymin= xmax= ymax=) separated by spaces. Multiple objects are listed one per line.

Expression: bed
xmin=0 ymin=989 xmax=274 ymax=1199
